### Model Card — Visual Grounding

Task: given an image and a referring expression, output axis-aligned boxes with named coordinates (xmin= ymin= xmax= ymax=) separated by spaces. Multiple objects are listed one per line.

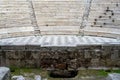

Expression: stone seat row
xmin=89 ymin=3 xmax=120 ymax=29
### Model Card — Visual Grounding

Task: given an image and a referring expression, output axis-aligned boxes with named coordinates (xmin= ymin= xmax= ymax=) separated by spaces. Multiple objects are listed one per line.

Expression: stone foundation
xmin=0 ymin=45 xmax=120 ymax=70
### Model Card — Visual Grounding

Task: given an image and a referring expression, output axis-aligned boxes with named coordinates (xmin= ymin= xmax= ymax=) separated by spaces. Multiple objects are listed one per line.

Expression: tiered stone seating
xmin=92 ymin=6 xmax=120 ymax=28
xmin=83 ymin=27 xmax=120 ymax=38
xmin=32 ymin=0 xmax=85 ymax=34
xmin=85 ymin=0 xmax=120 ymax=38
xmin=0 ymin=0 xmax=120 ymax=38
xmin=0 ymin=0 xmax=34 ymax=38
xmin=88 ymin=0 xmax=120 ymax=28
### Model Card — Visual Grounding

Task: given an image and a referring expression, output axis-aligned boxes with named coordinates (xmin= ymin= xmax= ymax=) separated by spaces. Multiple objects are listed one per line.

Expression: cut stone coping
xmin=0 ymin=35 xmax=120 ymax=47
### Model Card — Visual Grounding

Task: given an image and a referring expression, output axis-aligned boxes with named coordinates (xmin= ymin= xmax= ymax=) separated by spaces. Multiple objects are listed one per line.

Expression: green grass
xmin=97 ymin=70 xmax=108 ymax=76
xmin=10 ymin=67 xmax=120 ymax=80
xmin=10 ymin=66 xmax=43 ymax=75
xmin=111 ymin=70 xmax=120 ymax=73
xmin=77 ymin=70 xmax=108 ymax=77
xmin=97 ymin=69 xmax=120 ymax=76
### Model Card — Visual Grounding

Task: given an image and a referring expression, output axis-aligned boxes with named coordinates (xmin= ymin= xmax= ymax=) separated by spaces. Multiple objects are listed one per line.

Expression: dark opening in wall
xmin=49 ymin=70 xmax=78 ymax=78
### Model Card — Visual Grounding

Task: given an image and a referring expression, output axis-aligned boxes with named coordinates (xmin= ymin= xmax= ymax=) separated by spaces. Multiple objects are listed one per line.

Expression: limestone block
xmin=0 ymin=67 xmax=10 ymax=80
xmin=5 ymin=31 xmax=34 ymax=38
xmin=12 ymin=75 xmax=25 ymax=80
xmin=106 ymin=73 xmax=120 ymax=80
xmin=35 ymin=75 xmax=41 ymax=80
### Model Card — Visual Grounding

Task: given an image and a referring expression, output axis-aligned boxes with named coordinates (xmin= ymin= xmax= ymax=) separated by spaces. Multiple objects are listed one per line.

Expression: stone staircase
xmin=32 ymin=0 xmax=85 ymax=34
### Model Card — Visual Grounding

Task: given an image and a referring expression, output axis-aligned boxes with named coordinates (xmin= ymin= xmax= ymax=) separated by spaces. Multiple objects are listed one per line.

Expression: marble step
xmin=35 ymin=10 xmax=84 ymax=13
xmin=37 ymin=22 xmax=81 ymax=26
xmin=92 ymin=25 xmax=120 ymax=29
xmin=92 ymin=24 xmax=120 ymax=29
xmin=94 ymin=20 xmax=120 ymax=25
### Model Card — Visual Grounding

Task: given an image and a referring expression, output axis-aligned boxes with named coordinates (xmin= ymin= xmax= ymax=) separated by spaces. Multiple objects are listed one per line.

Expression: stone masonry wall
xmin=0 ymin=45 xmax=120 ymax=70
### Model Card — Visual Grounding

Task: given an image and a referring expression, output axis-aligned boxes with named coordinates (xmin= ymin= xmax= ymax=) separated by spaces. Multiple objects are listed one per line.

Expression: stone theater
xmin=0 ymin=0 xmax=120 ymax=80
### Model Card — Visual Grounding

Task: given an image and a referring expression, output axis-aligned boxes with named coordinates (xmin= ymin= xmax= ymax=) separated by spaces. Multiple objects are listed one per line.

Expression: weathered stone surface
xmin=12 ymin=75 xmax=25 ymax=80
xmin=0 ymin=0 xmax=120 ymax=37
xmin=106 ymin=73 xmax=120 ymax=80
xmin=0 ymin=67 xmax=10 ymax=80
xmin=0 ymin=45 xmax=120 ymax=70
xmin=34 ymin=75 xmax=41 ymax=80
xmin=87 ymin=0 xmax=120 ymax=37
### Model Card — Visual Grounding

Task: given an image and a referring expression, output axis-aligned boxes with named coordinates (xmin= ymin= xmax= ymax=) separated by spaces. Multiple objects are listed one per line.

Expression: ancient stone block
xmin=107 ymin=73 xmax=120 ymax=80
xmin=0 ymin=67 xmax=10 ymax=80
xmin=12 ymin=75 xmax=25 ymax=80
xmin=35 ymin=75 xmax=41 ymax=80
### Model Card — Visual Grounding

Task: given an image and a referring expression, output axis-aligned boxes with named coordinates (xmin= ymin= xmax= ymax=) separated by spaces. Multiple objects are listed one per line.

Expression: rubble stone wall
xmin=0 ymin=45 xmax=120 ymax=70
